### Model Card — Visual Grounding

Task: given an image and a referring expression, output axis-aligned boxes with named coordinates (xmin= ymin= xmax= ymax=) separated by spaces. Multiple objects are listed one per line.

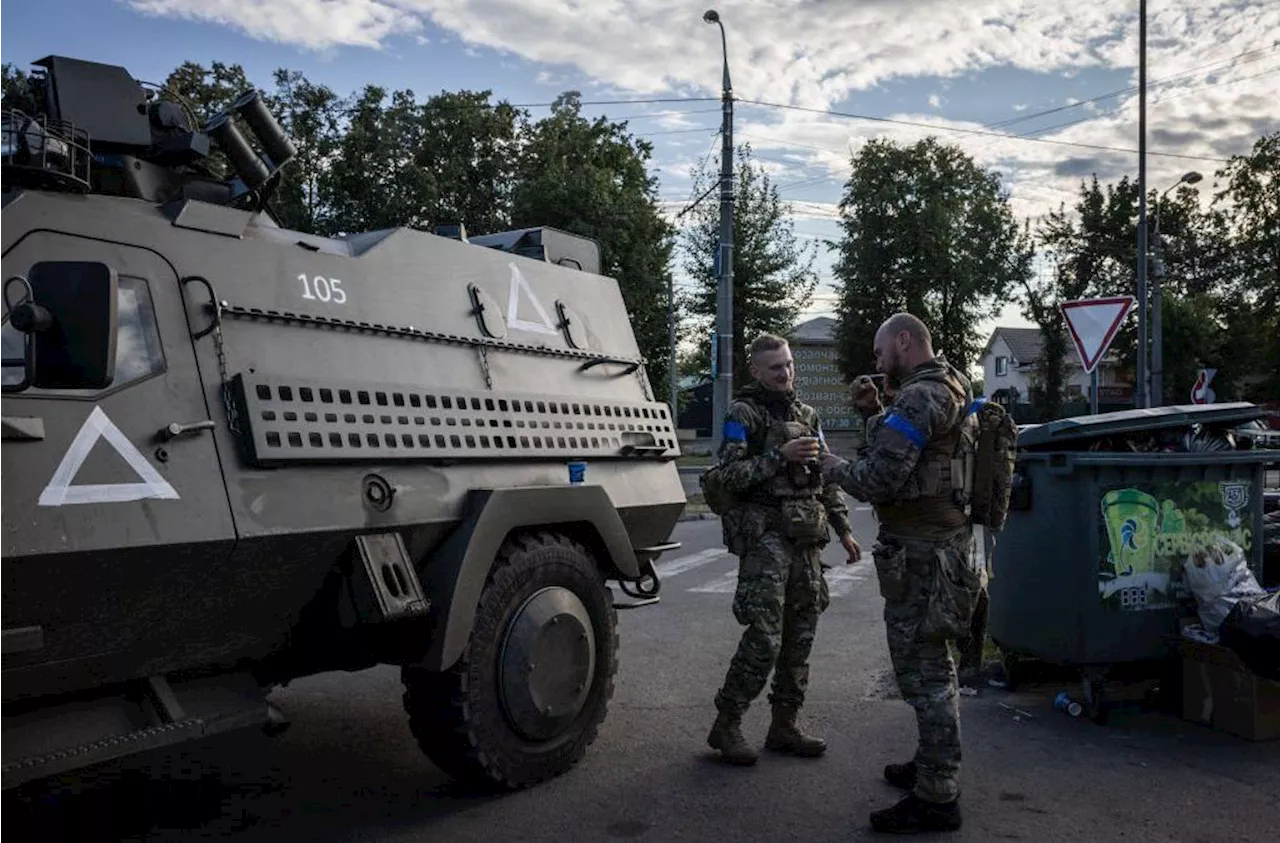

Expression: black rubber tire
xmin=401 ymin=531 xmax=618 ymax=790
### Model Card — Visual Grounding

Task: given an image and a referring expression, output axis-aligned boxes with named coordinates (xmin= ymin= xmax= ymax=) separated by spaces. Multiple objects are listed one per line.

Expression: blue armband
xmin=724 ymin=420 xmax=748 ymax=442
xmin=883 ymin=413 xmax=926 ymax=448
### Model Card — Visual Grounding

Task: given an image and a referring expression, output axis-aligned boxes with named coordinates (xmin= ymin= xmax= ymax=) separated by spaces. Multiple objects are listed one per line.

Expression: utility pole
xmin=1150 ymin=171 xmax=1202 ymax=407
xmin=1136 ymin=0 xmax=1149 ymax=409
xmin=668 ymin=272 xmax=678 ymax=418
xmin=704 ymin=9 xmax=735 ymax=449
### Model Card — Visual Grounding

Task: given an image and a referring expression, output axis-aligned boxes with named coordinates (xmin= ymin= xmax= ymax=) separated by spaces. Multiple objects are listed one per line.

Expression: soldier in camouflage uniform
xmin=821 ymin=313 xmax=983 ymax=834
xmin=706 ymin=333 xmax=863 ymax=766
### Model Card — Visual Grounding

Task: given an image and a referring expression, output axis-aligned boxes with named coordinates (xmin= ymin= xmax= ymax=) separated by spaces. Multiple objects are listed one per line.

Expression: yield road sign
xmin=1060 ymin=296 xmax=1136 ymax=374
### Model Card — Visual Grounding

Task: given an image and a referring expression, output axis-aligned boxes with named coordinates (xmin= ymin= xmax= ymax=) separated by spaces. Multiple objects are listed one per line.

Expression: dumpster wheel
xmin=1081 ymin=669 xmax=1110 ymax=725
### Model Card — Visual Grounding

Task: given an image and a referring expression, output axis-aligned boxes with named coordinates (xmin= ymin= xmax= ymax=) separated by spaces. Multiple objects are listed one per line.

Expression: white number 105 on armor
xmin=299 ymin=273 xmax=347 ymax=304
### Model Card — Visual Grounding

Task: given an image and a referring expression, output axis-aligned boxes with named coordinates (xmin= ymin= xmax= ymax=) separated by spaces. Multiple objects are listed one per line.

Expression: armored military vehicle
xmin=2 ymin=56 xmax=684 ymax=792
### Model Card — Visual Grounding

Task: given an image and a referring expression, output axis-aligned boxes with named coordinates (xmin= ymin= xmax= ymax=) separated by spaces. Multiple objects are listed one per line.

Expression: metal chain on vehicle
xmin=211 ymin=299 xmax=240 ymax=434
xmin=181 ymin=276 xmax=241 ymax=434
xmin=217 ymin=303 xmax=649 ymax=367
xmin=477 ymin=345 xmax=493 ymax=390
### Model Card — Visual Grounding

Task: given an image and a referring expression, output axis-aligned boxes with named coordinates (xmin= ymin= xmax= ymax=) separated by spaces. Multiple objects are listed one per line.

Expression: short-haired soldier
xmin=702 ymin=332 xmax=862 ymax=766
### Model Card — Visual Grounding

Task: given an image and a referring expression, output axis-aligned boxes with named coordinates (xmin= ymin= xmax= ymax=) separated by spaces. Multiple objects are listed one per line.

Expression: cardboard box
xmin=1180 ymin=637 xmax=1280 ymax=741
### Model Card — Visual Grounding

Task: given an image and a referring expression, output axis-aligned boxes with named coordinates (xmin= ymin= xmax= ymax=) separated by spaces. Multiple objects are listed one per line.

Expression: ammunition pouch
xmin=777 ymin=496 xmax=828 ymax=547
xmin=872 ymin=542 xmax=909 ymax=603
xmin=699 ymin=463 xmax=736 ymax=516
xmin=918 ymin=535 xmax=983 ymax=644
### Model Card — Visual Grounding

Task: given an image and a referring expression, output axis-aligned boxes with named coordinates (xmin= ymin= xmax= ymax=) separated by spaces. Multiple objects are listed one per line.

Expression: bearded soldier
xmin=702 ymin=332 xmax=862 ymax=766
xmin=821 ymin=313 xmax=984 ymax=834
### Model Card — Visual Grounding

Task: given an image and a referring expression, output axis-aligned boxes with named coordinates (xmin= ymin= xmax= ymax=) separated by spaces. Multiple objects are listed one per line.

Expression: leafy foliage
xmin=831 ymin=137 xmax=1031 ymax=378
xmin=679 ymin=142 xmax=818 ymax=390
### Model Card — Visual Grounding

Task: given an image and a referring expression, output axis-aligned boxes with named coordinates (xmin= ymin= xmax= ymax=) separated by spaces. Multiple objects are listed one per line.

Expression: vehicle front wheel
xmin=402 ymin=531 xmax=619 ymax=790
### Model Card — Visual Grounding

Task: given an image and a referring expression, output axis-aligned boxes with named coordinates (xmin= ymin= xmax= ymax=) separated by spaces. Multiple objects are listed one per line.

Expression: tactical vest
xmin=763 ymin=416 xmax=825 ymax=499
xmin=872 ymin=366 xmax=978 ymax=536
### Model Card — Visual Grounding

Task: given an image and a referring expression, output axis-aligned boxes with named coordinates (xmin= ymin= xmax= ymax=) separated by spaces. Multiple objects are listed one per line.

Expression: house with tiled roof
xmin=979 ymin=326 xmax=1131 ymax=408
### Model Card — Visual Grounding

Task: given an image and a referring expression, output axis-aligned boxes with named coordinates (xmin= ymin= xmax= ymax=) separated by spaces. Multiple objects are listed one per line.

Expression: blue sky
xmin=5 ymin=0 xmax=1278 ymax=340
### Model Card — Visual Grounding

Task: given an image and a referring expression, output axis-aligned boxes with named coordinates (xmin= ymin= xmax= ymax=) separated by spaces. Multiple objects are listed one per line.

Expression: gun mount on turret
xmin=2 ymin=55 xmax=295 ymax=210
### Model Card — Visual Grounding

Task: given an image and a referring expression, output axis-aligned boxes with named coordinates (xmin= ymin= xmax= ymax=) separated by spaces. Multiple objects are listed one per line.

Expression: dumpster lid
xmin=1016 ymin=402 xmax=1267 ymax=449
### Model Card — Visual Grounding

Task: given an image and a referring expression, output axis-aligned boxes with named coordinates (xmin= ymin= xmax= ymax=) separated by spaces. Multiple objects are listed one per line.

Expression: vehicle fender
xmin=418 ymin=484 xmax=639 ymax=671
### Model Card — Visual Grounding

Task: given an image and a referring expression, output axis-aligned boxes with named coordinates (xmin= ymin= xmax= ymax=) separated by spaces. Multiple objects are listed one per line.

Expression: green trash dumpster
xmin=987 ymin=402 xmax=1274 ymax=719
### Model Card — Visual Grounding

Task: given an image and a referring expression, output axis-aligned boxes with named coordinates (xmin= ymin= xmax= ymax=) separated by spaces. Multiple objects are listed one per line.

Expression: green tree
xmin=511 ymin=92 xmax=676 ymax=398
xmin=679 ymin=142 xmax=819 ymax=390
xmin=1208 ymin=131 xmax=1279 ymax=399
xmin=2 ymin=63 xmax=35 ymax=110
xmin=163 ymin=61 xmax=255 ymax=181
xmin=322 ymin=85 xmax=430 ymax=233
xmin=832 ymin=137 xmax=1031 ymax=379
xmin=265 ymin=69 xmax=344 ymax=234
xmin=418 ymin=90 xmax=525 ymax=236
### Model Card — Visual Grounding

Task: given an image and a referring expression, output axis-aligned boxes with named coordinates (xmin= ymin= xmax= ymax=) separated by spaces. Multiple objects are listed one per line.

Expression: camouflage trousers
xmin=714 ymin=528 xmax=831 ymax=716
xmin=873 ymin=527 xmax=979 ymax=804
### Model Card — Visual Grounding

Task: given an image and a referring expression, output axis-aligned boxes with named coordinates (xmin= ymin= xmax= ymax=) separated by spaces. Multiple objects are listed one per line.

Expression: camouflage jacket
xmin=716 ymin=381 xmax=853 ymax=538
xmin=827 ymin=358 xmax=974 ymax=537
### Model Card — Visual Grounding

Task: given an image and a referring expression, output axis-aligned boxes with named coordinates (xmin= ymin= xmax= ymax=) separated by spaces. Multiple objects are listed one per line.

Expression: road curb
xmin=679 ymin=511 xmax=719 ymax=522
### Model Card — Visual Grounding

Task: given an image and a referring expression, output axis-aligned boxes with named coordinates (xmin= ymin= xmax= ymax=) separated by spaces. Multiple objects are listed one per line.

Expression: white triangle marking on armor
xmin=39 ymin=406 xmax=181 ymax=506
xmin=506 ymin=262 xmax=559 ymax=335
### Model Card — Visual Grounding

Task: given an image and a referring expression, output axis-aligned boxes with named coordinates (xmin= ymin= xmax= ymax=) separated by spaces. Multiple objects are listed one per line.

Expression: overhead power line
xmin=511 ymin=96 xmax=720 ymax=108
xmin=984 ymin=43 xmax=1279 ymax=130
xmin=733 ymin=98 xmax=1233 ymax=163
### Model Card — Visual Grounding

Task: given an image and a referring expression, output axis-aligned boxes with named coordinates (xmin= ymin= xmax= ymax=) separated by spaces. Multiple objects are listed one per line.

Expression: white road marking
xmin=653 ymin=547 xmax=729 ymax=578
xmin=688 ymin=569 xmax=740 ymax=594
xmin=824 ymin=564 xmax=870 ymax=598
xmin=678 ymin=561 xmax=871 ymax=599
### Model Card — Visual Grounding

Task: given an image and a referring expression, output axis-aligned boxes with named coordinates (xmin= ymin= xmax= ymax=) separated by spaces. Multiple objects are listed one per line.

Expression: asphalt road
xmin=8 ymin=510 xmax=1278 ymax=842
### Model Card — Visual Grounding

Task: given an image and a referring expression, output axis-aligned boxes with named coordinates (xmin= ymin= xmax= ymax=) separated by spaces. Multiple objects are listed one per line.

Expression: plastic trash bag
xmin=1182 ymin=537 xmax=1265 ymax=636
xmin=1220 ymin=590 xmax=1280 ymax=682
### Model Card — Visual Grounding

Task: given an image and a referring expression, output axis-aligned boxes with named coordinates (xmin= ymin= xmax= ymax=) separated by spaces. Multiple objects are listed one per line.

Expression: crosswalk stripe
xmin=688 ymin=569 xmax=740 ymax=594
xmin=679 ymin=564 xmax=870 ymax=598
xmin=654 ymin=547 xmax=728 ymax=578
xmin=824 ymin=565 xmax=869 ymax=598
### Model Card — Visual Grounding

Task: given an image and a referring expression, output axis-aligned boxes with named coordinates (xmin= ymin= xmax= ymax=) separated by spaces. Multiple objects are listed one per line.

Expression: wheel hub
xmin=498 ymin=586 xmax=596 ymax=741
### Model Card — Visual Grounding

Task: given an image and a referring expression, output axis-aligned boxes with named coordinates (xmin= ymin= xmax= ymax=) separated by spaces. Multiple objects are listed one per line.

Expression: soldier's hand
xmin=780 ymin=437 xmax=821 ymax=463
xmin=853 ymin=377 xmax=883 ymax=414
xmin=819 ymin=451 xmax=844 ymax=475
xmin=840 ymin=533 xmax=862 ymax=564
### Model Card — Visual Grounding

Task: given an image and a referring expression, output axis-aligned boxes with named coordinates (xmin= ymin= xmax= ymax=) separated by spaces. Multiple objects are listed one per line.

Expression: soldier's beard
xmin=879 ymin=353 xmax=904 ymax=386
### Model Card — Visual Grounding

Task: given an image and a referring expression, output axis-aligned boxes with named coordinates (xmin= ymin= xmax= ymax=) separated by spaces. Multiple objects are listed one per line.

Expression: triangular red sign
xmin=1060 ymin=296 xmax=1135 ymax=373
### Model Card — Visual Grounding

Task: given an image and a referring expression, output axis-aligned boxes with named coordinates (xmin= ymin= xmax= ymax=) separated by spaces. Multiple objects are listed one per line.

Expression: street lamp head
xmin=703 ymin=9 xmax=720 ymax=24
xmin=1181 ymin=171 xmax=1203 ymax=185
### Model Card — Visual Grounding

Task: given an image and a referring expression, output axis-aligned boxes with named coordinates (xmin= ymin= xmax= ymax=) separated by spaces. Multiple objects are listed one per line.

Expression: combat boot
xmin=869 ymin=793 xmax=962 ymax=834
xmin=707 ymin=712 xmax=758 ymax=766
xmin=764 ymin=705 xmax=827 ymax=757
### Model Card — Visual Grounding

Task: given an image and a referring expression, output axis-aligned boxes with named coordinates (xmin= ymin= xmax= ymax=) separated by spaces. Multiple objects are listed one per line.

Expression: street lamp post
xmin=704 ymin=8 xmax=735 ymax=450
xmin=1136 ymin=0 xmax=1149 ymax=409
xmin=1150 ymin=170 xmax=1203 ymax=407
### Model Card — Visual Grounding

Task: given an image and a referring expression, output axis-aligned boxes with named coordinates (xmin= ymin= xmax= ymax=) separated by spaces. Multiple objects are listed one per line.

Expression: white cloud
xmin=126 ymin=0 xmax=421 ymax=50
xmin=928 ymin=93 xmax=942 ymax=108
